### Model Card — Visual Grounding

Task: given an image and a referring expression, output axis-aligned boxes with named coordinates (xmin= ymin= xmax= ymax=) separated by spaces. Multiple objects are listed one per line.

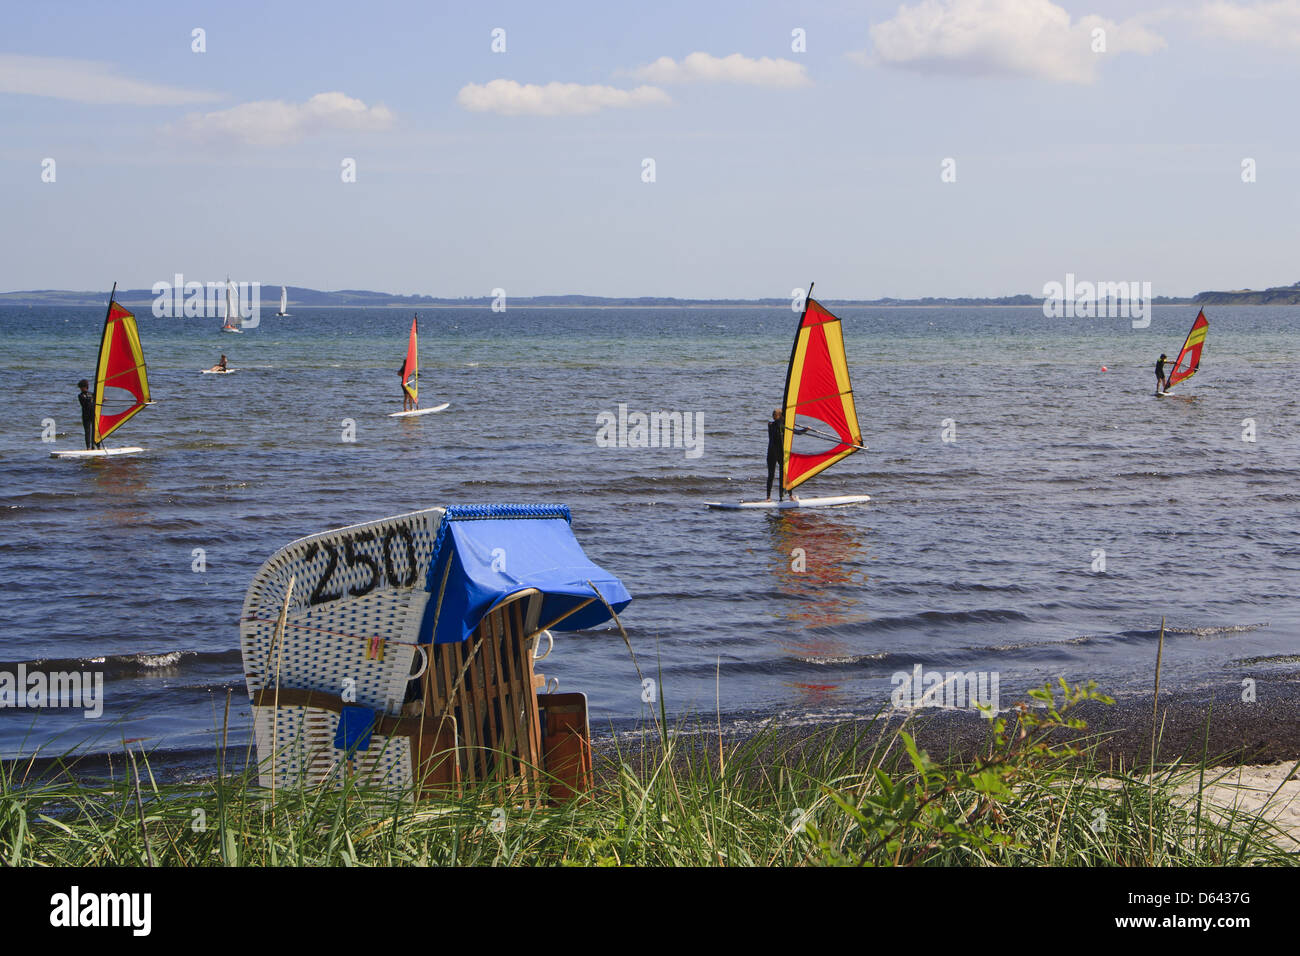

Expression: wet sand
xmin=597 ymin=678 xmax=1300 ymax=774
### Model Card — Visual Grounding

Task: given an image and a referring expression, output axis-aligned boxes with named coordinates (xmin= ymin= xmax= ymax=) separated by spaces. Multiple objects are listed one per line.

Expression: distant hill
xmin=1193 ymin=281 xmax=1300 ymax=305
xmin=0 ymin=286 xmax=1203 ymax=309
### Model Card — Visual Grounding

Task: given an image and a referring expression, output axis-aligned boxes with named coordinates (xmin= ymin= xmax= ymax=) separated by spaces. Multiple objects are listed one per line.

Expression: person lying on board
xmin=206 ymin=355 xmax=229 ymax=373
xmin=77 ymin=379 xmax=99 ymax=449
xmin=766 ymin=408 xmax=808 ymax=502
xmin=1155 ymin=353 xmax=1168 ymax=394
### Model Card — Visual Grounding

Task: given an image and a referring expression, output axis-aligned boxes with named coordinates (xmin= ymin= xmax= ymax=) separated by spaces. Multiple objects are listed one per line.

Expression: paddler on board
xmin=766 ymin=408 xmax=807 ymax=502
xmin=77 ymin=379 xmax=99 ymax=449
xmin=206 ymin=354 xmax=229 ymax=373
xmin=1155 ymin=353 xmax=1168 ymax=394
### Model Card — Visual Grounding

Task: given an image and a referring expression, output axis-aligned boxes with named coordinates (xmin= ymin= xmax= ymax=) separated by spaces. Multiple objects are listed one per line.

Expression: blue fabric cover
xmin=418 ymin=504 xmax=631 ymax=645
xmin=335 ymin=705 xmax=376 ymax=752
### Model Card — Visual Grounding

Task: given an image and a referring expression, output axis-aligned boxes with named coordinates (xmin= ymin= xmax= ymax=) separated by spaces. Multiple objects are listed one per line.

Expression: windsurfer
xmin=77 ymin=379 xmax=98 ymax=449
xmin=1155 ymin=353 xmax=1168 ymax=393
xmin=401 ymin=367 xmax=416 ymax=411
xmin=767 ymin=409 xmax=807 ymax=502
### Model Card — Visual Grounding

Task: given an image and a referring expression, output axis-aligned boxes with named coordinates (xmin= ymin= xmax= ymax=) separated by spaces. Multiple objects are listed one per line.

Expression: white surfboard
xmin=51 ymin=447 xmax=145 ymax=459
xmin=389 ymin=402 xmax=450 ymax=418
xmin=201 ymin=368 xmax=236 ymax=374
xmin=705 ymin=494 xmax=871 ymax=510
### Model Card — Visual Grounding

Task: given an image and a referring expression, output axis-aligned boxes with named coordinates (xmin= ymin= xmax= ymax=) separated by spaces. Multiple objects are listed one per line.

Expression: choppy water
xmin=1 ymin=304 xmax=1297 ymax=765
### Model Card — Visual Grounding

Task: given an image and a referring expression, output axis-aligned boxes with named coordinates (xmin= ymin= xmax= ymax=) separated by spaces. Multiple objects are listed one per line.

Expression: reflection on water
xmin=766 ymin=510 xmax=874 ymax=704
xmin=86 ymin=457 xmax=152 ymax=530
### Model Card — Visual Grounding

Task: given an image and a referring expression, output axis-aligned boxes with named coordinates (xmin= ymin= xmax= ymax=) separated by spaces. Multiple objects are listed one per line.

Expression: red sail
xmin=782 ymin=298 xmax=862 ymax=490
xmin=1166 ymin=310 xmax=1209 ymax=388
xmin=94 ymin=301 xmax=151 ymax=442
xmin=399 ymin=315 xmax=419 ymax=405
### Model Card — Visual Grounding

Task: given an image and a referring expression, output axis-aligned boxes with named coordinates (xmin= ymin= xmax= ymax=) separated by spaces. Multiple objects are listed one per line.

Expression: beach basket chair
xmin=239 ymin=505 xmax=629 ymax=802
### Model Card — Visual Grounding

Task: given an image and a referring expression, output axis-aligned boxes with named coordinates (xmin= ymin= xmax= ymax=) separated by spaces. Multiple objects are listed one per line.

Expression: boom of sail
xmin=781 ymin=293 xmax=863 ymax=492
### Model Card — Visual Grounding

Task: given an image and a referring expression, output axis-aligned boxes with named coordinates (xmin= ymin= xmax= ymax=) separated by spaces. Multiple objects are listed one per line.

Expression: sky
xmin=2 ymin=0 xmax=1299 ymax=298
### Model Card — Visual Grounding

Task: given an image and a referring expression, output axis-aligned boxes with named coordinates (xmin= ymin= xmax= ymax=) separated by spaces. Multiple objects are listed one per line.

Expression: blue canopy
xmin=417 ymin=504 xmax=631 ymax=645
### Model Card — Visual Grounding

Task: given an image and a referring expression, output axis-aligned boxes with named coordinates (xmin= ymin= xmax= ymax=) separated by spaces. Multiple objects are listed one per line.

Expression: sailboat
xmin=221 ymin=277 xmax=242 ymax=333
xmin=275 ymin=285 xmax=290 ymax=317
xmin=707 ymin=284 xmax=871 ymax=509
xmin=1158 ymin=309 xmax=1209 ymax=396
xmin=51 ymin=284 xmax=152 ymax=459
xmin=388 ymin=314 xmax=449 ymax=418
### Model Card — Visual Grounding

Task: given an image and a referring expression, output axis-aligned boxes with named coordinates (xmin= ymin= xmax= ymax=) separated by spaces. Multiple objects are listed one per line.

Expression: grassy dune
xmin=1 ymin=680 xmax=1295 ymax=867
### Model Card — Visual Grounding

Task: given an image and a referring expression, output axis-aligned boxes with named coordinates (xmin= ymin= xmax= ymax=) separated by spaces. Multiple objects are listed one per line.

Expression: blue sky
xmin=3 ymin=0 xmax=1299 ymax=298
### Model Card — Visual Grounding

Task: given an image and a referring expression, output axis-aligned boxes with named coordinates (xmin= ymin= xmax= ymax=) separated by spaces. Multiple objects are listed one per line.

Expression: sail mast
xmin=92 ymin=283 xmax=118 ymax=443
xmin=779 ymin=282 xmax=813 ymax=492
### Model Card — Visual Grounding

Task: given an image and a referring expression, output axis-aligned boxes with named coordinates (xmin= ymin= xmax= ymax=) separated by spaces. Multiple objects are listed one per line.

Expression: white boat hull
xmin=705 ymin=494 xmax=871 ymax=510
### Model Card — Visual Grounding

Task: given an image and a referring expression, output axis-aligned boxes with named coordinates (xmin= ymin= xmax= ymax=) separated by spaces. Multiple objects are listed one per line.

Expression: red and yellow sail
xmin=782 ymin=297 xmax=862 ymax=491
xmin=93 ymin=299 xmax=151 ymax=443
xmin=399 ymin=315 xmax=419 ymax=405
xmin=1166 ymin=309 xmax=1209 ymax=388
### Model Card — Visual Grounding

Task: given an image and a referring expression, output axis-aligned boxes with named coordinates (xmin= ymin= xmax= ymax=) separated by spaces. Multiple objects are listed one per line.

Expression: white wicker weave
xmin=240 ymin=508 xmax=445 ymax=789
xmin=251 ymin=703 xmax=414 ymax=790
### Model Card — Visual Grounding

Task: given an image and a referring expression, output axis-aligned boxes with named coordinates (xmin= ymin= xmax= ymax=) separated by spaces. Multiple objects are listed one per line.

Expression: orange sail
xmin=93 ymin=295 xmax=151 ymax=443
xmin=1166 ymin=309 xmax=1209 ymax=388
xmin=782 ymin=295 xmax=863 ymax=491
xmin=399 ymin=315 xmax=419 ymax=405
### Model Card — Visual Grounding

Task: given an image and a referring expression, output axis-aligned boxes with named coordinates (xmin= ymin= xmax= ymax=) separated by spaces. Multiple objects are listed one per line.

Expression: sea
xmin=1 ymin=303 xmax=1297 ymax=772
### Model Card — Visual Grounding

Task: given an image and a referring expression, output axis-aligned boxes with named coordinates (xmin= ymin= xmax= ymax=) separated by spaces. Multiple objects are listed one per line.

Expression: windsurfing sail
xmin=93 ymin=288 xmax=151 ymax=443
xmin=399 ymin=315 xmax=419 ymax=406
xmin=781 ymin=289 xmax=863 ymax=491
xmin=222 ymin=278 xmax=239 ymax=330
xmin=1166 ymin=309 xmax=1209 ymax=388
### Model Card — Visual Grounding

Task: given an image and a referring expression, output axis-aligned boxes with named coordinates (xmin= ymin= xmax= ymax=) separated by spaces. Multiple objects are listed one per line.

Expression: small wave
xmin=0 ymin=648 xmax=241 ymax=680
xmin=1232 ymin=654 xmax=1300 ymax=666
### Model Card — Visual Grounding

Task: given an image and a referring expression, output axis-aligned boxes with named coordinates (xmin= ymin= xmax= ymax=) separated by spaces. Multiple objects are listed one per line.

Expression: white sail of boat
xmin=276 ymin=285 xmax=290 ymax=316
xmin=222 ymin=277 xmax=242 ymax=333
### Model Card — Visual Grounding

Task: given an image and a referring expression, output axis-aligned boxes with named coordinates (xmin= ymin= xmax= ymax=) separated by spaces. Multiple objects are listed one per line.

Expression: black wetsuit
xmin=78 ymin=390 xmax=96 ymax=449
xmin=766 ymin=419 xmax=784 ymax=499
xmin=1155 ymin=357 xmax=1167 ymax=391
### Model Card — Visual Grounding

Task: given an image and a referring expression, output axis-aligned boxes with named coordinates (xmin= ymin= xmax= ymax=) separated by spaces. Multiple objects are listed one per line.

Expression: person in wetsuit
xmin=766 ymin=408 xmax=807 ymax=501
xmin=77 ymin=378 xmax=98 ymax=449
xmin=1155 ymin=353 xmax=1168 ymax=394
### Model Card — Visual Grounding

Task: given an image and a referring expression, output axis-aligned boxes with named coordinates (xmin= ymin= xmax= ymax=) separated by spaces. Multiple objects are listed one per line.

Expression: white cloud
xmin=179 ymin=92 xmax=394 ymax=146
xmin=1197 ymin=0 xmax=1300 ymax=49
xmin=865 ymin=0 xmax=1166 ymax=85
xmin=0 ymin=54 xmax=220 ymax=106
xmin=628 ymin=52 xmax=811 ymax=87
xmin=457 ymin=79 xmax=670 ymax=116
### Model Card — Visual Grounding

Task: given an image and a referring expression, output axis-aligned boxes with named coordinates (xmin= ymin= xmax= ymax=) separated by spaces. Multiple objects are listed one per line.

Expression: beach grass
xmin=0 ymin=679 xmax=1295 ymax=867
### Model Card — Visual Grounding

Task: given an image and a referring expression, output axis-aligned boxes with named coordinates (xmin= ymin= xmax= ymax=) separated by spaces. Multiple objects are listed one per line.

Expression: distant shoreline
xmin=0 ymin=294 xmax=1205 ymax=309
xmin=6 ymin=282 xmax=1300 ymax=308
